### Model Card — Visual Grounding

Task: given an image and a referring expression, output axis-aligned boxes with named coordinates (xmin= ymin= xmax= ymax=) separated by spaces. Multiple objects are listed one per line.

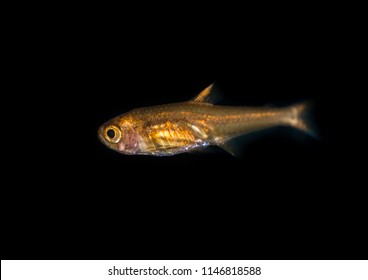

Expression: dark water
xmin=3 ymin=6 xmax=364 ymax=260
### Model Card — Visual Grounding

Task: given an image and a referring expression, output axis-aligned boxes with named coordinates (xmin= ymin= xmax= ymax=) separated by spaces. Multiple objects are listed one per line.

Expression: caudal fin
xmin=289 ymin=101 xmax=318 ymax=139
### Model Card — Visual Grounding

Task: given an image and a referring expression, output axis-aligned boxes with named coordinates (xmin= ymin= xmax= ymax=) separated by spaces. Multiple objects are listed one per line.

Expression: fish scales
xmin=129 ymin=103 xmax=289 ymax=141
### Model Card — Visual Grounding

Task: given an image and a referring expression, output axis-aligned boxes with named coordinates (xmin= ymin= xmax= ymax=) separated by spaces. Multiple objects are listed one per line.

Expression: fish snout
xmin=97 ymin=125 xmax=105 ymax=144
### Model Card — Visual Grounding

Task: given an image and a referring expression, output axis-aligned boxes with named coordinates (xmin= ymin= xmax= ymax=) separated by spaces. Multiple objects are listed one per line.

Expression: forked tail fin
xmin=289 ymin=101 xmax=318 ymax=139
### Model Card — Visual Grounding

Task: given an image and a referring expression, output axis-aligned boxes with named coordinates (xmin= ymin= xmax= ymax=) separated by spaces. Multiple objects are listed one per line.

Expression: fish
xmin=98 ymin=84 xmax=314 ymax=156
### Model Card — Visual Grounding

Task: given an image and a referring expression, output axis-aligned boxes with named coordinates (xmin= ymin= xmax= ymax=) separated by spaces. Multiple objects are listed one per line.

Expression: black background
xmin=3 ymin=4 xmax=365 ymax=260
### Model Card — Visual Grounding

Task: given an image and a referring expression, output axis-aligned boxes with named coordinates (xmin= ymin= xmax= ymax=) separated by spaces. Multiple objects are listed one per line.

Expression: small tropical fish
xmin=98 ymin=84 xmax=314 ymax=156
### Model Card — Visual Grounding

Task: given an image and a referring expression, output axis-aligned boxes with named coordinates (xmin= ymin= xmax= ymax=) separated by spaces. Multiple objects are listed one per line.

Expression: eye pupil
xmin=107 ymin=129 xmax=115 ymax=139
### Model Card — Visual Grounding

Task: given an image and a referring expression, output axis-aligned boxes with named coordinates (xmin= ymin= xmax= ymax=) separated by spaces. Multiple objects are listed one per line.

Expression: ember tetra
xmin=98 ymin=84 xmax=313 ymax=156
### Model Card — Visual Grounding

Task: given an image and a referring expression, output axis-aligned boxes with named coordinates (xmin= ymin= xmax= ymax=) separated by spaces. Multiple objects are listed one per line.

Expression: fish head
xmin=98 ymin=115 xmax=141 ymax=155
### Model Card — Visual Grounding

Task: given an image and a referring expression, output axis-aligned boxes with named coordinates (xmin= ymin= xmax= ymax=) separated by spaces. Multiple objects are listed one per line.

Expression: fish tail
xmin=288 ymin=101 xmax=318 ymax=139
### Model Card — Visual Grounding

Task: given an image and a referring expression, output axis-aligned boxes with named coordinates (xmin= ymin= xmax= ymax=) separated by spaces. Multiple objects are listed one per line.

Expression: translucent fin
xmin=289 ymin=101 xmax=319 ymax=139
xmin=217 ymin=140 xmax=243 ymax=158
xmin=191 ymin=83 xmax=215 ymax=103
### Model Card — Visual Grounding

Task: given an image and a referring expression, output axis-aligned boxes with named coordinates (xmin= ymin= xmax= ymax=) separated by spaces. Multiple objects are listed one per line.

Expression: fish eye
xmin=104 ymin=125 xmax=122 ymax=143
xmin=107 ymin=129 xmax=115 ymax=139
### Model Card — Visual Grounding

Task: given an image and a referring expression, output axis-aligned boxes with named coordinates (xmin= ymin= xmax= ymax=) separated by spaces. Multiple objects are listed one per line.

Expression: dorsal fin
xmin=191 ymin=83 xmax=215 ymax=103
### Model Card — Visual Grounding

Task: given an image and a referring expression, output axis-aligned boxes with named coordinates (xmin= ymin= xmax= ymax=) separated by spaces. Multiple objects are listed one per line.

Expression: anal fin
xmin=218 ymin=140 xmax=243 ymax=157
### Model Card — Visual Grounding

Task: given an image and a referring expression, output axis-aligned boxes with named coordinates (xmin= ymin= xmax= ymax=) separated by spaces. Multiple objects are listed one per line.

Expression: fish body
xmin=98 ymin=84 xmax=312 ymax=156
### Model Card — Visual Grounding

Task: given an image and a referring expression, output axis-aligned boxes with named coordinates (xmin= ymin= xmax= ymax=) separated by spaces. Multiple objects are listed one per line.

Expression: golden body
xmin=98 ymin=84 xmax=310 ymax=156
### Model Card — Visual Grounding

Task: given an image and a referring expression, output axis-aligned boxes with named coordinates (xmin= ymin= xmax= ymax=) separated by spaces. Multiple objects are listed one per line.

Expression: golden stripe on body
xmin=143 ymin=109 xmax=281 ymax=151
